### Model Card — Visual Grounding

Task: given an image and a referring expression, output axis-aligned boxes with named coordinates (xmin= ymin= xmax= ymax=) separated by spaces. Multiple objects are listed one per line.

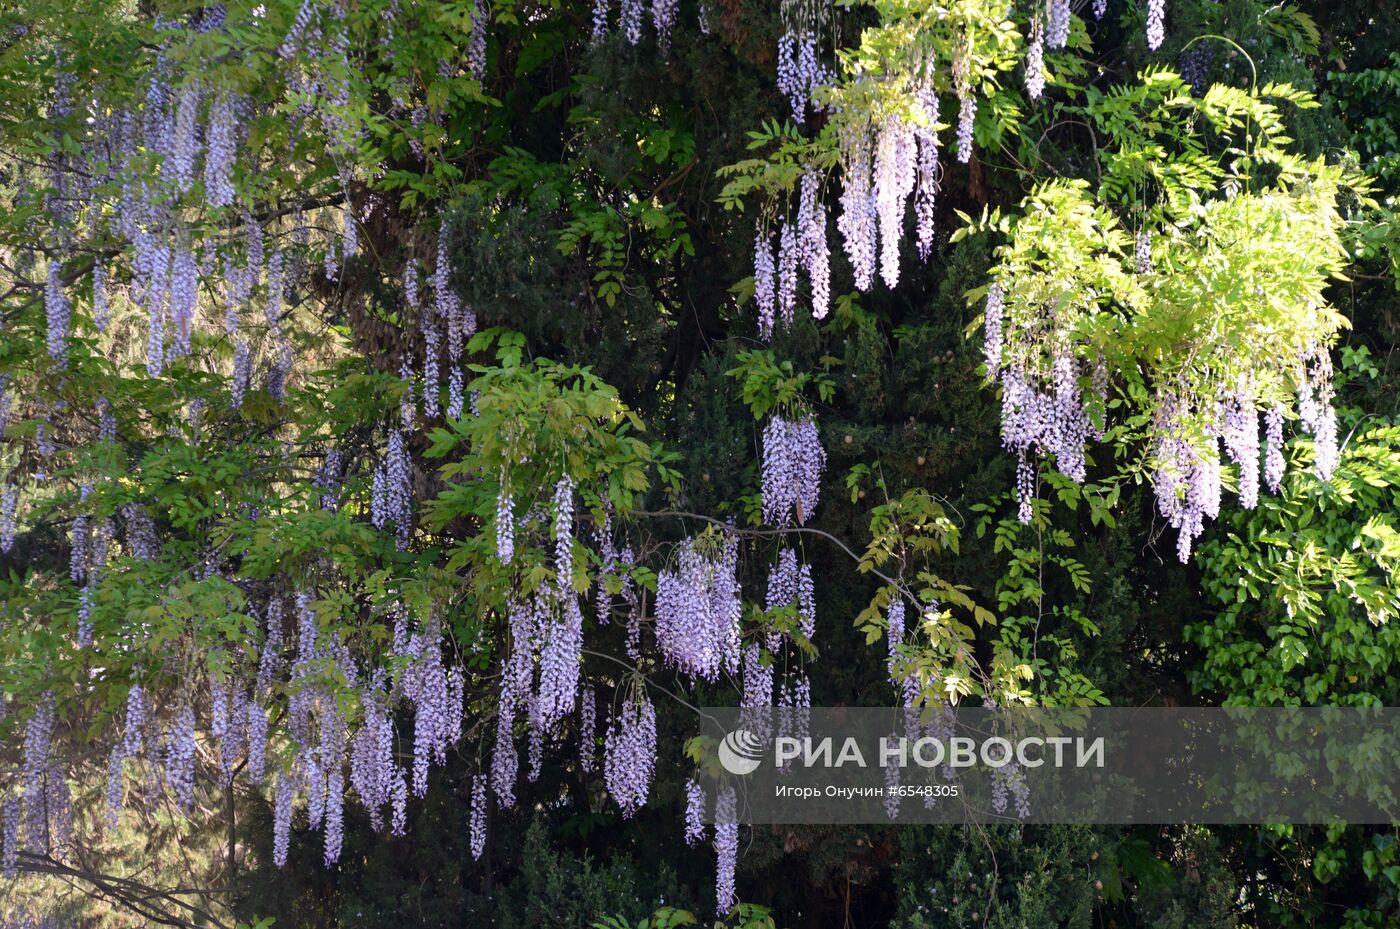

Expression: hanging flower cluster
xmin=761 ymin=411 xmax=825 ymax=525
xmin=764 ymin=547 xmax=816 ymax=644
xmin=754 ymin=170 xmax=833 ymax=339
xmin=983 ymin=129 xmax=1355 ymax=558
xmin=654 ymin=534 xmax=742 ymax=680
xmin=591 ymin=0 xmax=709 ymax=49
xmin=602 ymin=693 xmax=657 ymax=819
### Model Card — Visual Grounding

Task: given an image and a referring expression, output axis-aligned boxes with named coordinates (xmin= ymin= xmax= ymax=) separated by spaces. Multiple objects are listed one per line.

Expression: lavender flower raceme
xmin=273 ymin=775 xmax=293 ymax=866
xmin=982 ymin=280 xmax=1004 ymax=379
xmin=536 ymin=591 xmax=583 ymax=726
xmin=955 ymin=90 xmax=976 ymax=164
xmin=46 ymin=260 xmax=69 ymax=367
xmin=913 ymin=85 xmax=940 ymax=262
xmin=777 ymin=220 xmax=798 ymax=328
xmin=684 ymin=777 xmax=706 ymax=845
xmin=714 ymin=786 xmax=738 ymax=916
xmin=579 ymin=685 xmax=597 ymax=774
xmin=246 ymin=700 xmax=268 ymax=785
xmin=0 ymin=485 xmax=16 ymax=553
xmin=592 ymin=0 xmax=610 ymax=41
xmin=169 ymin=242 xmax=197 ymax=359
xmin=470 ymin=776 xmax=488 ymax=859
xmin=553 ymin=473 xmax=575 ymax=593
xmin=92 ymin=261 xmax=109 ymax=333
xmin=1222 ymin=384 xmax=1261 ymax=510
xmin=496 ymin=482 xmax=515 ymax=564
xmin=165 ymin=704 xmax=196 ymax=810
xmin=798 ymin=170 xmax=832 ymax=319
xmin=761 ymin=412 xmax=825 ymax=525
xmin=620 ymin=0 xmax=643 ymax=44
xmin=170 ymin=81 xmax=201 ymax=193
xmin=2 ymin=794 xmax=18 ymax=876
xmin=1264 ymin=403 xmax=1286 ymax=493
xmin=204 ymin=92 xmax=237 ymax=208
xmin=838 ymin=129 xmax=877 ymax=290
xmin=1025 ymin=18 xmax=1046 ymax=100
xmin=281 ymin=0 xmax=317 ymax=59
xmin=492 ymin=710 xmax=519 ymax=809
xmin=652 ymin=0 xmax=678 ymax=53
xmin=1047 ymin=0 xmax=1071 ymax=49
xmin=603 ymin=694 xmax=656 ymax=817
xmin=1146 ymin=0 xmax=1166 ymax=51
xmin=467 ymin=0 xmax=489 ymax=79
xmin=874 ymin=114 xmax=916 ymax=288
xmin=886 ymin=598 xmax=905 ymax=680
xmin=231 ymin=341 xmax=252 ymax=410
xmin=655 ymin=535 xmax=742 ymax=679
xmin=754 ymin=227 xmax=777 ymax=339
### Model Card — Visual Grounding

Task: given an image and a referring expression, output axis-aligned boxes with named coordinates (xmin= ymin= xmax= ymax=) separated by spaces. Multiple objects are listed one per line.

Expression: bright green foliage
xmin=1191 ymin=422 xmax=1400 ymax=705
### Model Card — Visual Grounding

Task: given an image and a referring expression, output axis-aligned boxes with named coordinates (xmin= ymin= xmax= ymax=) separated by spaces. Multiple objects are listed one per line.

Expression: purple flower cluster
xmin=764 ymin=547 xmax=815 ymax=645
xmin=886 ymin=597 xmax=905 ymax=681
xmin=280 ymin=0 xmax=318 ymax=59
xmin=2 ymin=794 xmax=18 ymax=876
xmin=553 ymin=473 xmax=575 ymax=593
xmin=982 ymin=281 xmax=1005 ymax=379
xmin=204 ymin=92 xmax=237 ymax=208
xmin=603 ymin=694 xmax=656 ymax=818
xmin=740 ymin=643 xmax=773 ymax=740
xmin=655 ymin=535 xmax=742 ymax=679
xmin=470 ymin=775 xmax=488 ymax=859
xmin=1146 ymin=0 xmax=1166 ymax=51
xmin=536 ymin=589 xmax=583 ymax=727
xmin=1221 ymin=383 xmax=1261 ymax=510
xmin=1297 ymin=344 xmax=1339 ymax=481
xmin=1025 ymin=19 xmax=1046 ymax=100
xmin=777 ymin=221 xmax=798 ymax=327
xmin=652 ymin=0 xmax=678 ymax=53
xmin=92 ymin=260 xmax=109 ymax=333
xmin=0 ymin=485 xmax=16 ymax=553
xmin=246 ymin=699 xmax=268 ymax=785
xmin=170 ymin=82 xmax=201 ymax=194
xmin=349 ymin=683 xmax=394 ymax=829
xmin=468 ymin=0 xmax=489 ymax=79
xmin=165 ymin=703 xmax=196 ymax=810
xmin=1047 ymin=0 xmax=1071 ymax=49
xmin=798 ymin=169 xmax=832 ymax=319
xmin=592 ymin=0 xmax=610 ymax=41
xmin=169 ymin=242 xmax=197 ymax=360
xmin=621 ymin=0 xmax=643 ymax=45
xmin=754 ymin=227 xmax=776 ymax=339
xmin=1264 ymin=403 xmax=1286 ymax=493
xmin=122 ymin=503 xmax=159 ymax=559
xmin=913 ymin=86 xmax=940 ymax=261
xmin=713 ymin=786 xmax=738 ymax=916
xmin=684 ymin=777 xmax=706 ymax=845
xmin=776 ymin=32 xmax=831 ymax=124
xmin=579 ymin=684 xmax=597 ymax=773
xmin=273 ymin=774 xmax=293 ymax=866
xmin=837 ymin=130 xmax=877 ymax=291
xmin=874 ymin=114 xmax=917 ymax=288
xmin=1150 ymin=391 xmax=1222 ymax=562
xmin=997 ymin=349 xmax=1091 ymax=521
xmin=1134 ymin=230 xmax=1152 ymax=273
xmin=955 ymin=91 xmax=976 ymax=164
xmin=496 ymin=483 xmax=515 ymax=564
xmin=231 ymin=341 xmax=252 ymax=410
xmin=371 ymin=429 xmax=412 ymax=545
xmin=761 ymin=412 xmax=825 ymax=526
xmin=45 ymin=261 xmax=69 ymax=367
